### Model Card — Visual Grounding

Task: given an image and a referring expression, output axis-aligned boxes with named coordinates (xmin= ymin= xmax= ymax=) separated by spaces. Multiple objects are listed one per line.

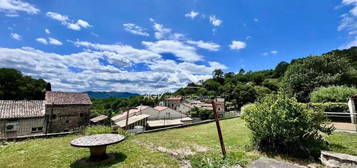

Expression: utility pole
xmin=212 ymin=99 xmax=226 ymax=158
xmin=125 ymin=108 xmax=130 ymax=130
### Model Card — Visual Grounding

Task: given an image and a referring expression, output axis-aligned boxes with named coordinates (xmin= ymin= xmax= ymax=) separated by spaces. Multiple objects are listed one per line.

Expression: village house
xmin=0 ymin=100 xmax=46 ymax=139
xmin=111 ymin=105 xmax=191 ymax=130
xmin=90 ymin=115 xmax=109 ymax=125
xmin=0 ymin=91 xmax=92 ymax=139
xmin=164 ymin=97 xmax=226 ymax=116
xmin=45 ymin=91 xmax=92 ymax=133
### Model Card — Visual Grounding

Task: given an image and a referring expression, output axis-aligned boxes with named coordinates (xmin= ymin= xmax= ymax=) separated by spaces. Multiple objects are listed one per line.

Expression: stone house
xmin=0 ymin=100 xmax=46 ymax=139
xmin=0 ymin=91 xmax=92 ymax=139
xmin=45 ymin=91 xmax=92 ymax=133
xmin=163 ymin=97 xmax=183 ymax=110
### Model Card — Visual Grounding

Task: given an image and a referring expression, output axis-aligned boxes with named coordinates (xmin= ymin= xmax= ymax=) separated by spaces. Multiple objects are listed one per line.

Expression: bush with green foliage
xmin=307 ymin=102 xmax=349 ymax=112
xmin=84 ymin=125 xmax=114 ymax=135
xmin=190 ymin=106 xmax=214 ymax=120
xmin=242 ymin=92 xmax=334 ymax=158
xmin=310 ymin=85 xmax=357 ymax=103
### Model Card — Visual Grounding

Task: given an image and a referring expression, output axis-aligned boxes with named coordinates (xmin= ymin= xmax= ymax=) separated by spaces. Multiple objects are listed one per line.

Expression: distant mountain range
xmin=84 ymin=91 xmax=140 ymax=99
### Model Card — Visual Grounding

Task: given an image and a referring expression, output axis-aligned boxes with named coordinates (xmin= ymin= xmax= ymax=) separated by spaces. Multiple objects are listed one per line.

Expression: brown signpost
xmin=212 ymin=100 xmax=226 ymax=158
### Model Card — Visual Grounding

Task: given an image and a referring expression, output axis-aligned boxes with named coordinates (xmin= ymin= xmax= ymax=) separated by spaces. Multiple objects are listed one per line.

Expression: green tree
xmin=232 ymin=83 xmax=257 ymax=109
xmin=283 ymin=53 xmax=356 ymax=102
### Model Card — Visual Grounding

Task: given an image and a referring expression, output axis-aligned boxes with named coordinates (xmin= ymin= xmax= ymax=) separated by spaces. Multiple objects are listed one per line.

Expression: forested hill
xmin=85 ymin=91 xmax=140 ymax=99
xmin=0 ymin=68 xmax=51 ymax=100
xmin=173 ymin=47 xmax=357 ymax=105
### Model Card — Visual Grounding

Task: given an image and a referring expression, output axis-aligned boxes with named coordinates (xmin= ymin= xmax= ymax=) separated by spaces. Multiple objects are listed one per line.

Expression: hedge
xmin=307 ymin=102 xmax=349 ymax=112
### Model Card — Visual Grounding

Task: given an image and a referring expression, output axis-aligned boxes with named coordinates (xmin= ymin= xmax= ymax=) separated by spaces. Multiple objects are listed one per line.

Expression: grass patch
xmin=0 ymin=135 xmax=179 ymax=168
xmin=0 ymin=118 xmax=356 ymax=168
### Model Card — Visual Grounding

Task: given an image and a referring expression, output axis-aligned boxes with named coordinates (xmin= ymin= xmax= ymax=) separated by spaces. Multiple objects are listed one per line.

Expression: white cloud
xmin=229 ymin=40 xmax=246 ymax=50
xmin=186 ymin=40 xmax=220 ymax=51
xmin=142 ymin=40 xmax=202 ymax=62
xmin=338 ymin=0 xmax=357 ymax=48
xmin=0 ymin=45 xmax=226 ymax=94
xmin=48 ymin=38 xmax=63 ymax=45
xmin=185 ymin=11 xmax=199 ymax=19
xmin=150 ymin=20 xmax=185 ymax=40
xmin=46 ymin=12 xmax=68 ymax=23
xmin=209 ymin=15 xmax=222 ymax=27
xmin=46 ymin=12 xmax=91 ymax=31
xmin=123 ymin=23 xmax=149 ymax=36
xmin=0 ymin=0 xmax=39 ymax=17
xmin=271 ymin=50 xmax=278 ymax=54
xmin=262 ymin=50 xmax=278 ymax=56
xmin=36 ymin=38 xmax=48 ymax=45
xmin=10 ymin=33 xmax=21 ymax=40
xmin=45 ymin=29 xmax=51 ymax=34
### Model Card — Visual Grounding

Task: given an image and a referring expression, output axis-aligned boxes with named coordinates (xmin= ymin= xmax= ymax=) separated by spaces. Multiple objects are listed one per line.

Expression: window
xmin=51 ymin=114 xmax=57 ymax=120
xmin=5 ymin=121 xmax=18 ymax=132
xmin=65 ymin=120 xmax=69 ymax=123
xmin=80 ymin=113 xmax=84 ymax=117
xmin=32 ymin=127 xmax=44 ymax=133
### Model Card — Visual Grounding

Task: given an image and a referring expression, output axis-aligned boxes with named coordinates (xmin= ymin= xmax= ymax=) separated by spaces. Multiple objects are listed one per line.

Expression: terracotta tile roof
xmin=90 ymin=115 xmax=108 ymax=123
xmin=114 ymin=114 xmax=149 ymax=128
xmin=0 ymin=100 xmax=45 ymax=119
xmin=111 ymin=107 xmax=146 ymax=122
xmin=45 ymin=91 xmax=92 ymax=105
xmin=154 ymin=106 xmax=168 ymax=111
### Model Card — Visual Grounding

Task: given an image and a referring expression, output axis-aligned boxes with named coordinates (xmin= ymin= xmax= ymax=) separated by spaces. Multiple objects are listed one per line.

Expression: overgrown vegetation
xmin=173 ymin=47 xmax=357 ymax=105
xmin=310 ymin=85 xmax=357 ymax=103
xmin=242 ymin=92 xmax=335 ymax=158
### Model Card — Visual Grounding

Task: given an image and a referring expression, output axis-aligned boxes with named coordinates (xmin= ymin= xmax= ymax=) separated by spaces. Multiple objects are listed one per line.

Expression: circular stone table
xmin=70 ymin=134 xmax=125 ymax=161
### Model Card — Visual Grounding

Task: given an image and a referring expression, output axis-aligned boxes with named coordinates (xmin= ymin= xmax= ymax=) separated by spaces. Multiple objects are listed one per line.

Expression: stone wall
xmin=0 ymin=117 xmax=46 ymax=139
xmin=46 ymin=105 xmax=90 ymax=133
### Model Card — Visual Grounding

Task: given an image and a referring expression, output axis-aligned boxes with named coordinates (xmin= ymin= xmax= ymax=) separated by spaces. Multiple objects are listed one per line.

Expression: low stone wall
xmin=320 ymin=151 xmax=357 ymax=168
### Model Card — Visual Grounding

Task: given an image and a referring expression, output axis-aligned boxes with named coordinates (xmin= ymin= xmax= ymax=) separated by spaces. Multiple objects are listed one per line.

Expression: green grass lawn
xmin=0 ymin=118 xmax=356 ymax=168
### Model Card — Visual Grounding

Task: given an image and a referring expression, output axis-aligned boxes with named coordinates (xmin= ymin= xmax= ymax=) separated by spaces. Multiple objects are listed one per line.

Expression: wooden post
xmin=212 ymin=100 xmax=226 ymax=158
xmin=125 ymin=109 xmax=130 ymax=130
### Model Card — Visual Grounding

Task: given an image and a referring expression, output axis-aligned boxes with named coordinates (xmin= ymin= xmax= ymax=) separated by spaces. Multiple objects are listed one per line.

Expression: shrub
xmin=240 ymin=103 xmax=255 ymax=116
xmin=307 ymin=102 xmax=349 ymax=112
xmin=242 ymin=92 xmax=334 ymax=158
xmin=310 ymin=85 xmax=357 ymax=103
xmin=84 ymin=125 xmax=113 ymax=135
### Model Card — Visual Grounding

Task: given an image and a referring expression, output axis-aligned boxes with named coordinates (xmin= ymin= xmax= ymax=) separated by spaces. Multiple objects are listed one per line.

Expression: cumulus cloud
xmin=0 ymin=45 xmax=226 ymax=94
xmin=123 ymin=23 xmax=149 ymax=36
xmin=185 ymin=11 xmax=199 ymax=19
xmin=10 ymin=33 xmax=21 ymax=40
xmin=142 ymin=40 xmax=202 ymax=62
xmin=48 ymin=38 xmax=63 ymax=45
xmin=150 ymin=19 xmax=184 ymax=40
xmin=36 ymin=38 xmax=48 ymax=45
xmin=0 ymin=0 xmax=39 ymax=17
xmin=229 ymin=40 xmax=246 ymax=50
xmin=209 ymin=15 xmax=222 ymax=27
xmin=45 ymin=28 xmax=51 ymax=34
xmin=338 ymin=0 xmax=357 ymax=48
xmin=46 ymin=12 xmax=91 ymax=31
xmin=186 ymin=40 xmax=220 ymax=51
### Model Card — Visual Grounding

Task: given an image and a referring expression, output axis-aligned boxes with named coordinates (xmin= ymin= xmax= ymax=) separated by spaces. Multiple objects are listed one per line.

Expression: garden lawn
xmin=0 ymin=118 xmax=356 ymax=168
xmin=0 ymin=135 xmax=179 ymax=168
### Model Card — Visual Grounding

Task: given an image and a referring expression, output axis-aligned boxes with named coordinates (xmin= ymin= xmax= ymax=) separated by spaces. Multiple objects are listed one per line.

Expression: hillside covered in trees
xmin=172 ymin=47 xmax=357 ymax=107
xmin=0 ymin=68 xmax=51 ymax=100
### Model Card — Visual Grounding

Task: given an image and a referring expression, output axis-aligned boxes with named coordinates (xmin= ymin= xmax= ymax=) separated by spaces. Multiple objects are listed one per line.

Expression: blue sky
xmin=0 ymin=0 xmax=356 ymax=94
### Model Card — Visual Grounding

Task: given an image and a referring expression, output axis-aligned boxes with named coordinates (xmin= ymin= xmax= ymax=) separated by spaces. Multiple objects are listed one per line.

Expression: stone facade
xmin=46 ymin=104 xmax=90 ymax=132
